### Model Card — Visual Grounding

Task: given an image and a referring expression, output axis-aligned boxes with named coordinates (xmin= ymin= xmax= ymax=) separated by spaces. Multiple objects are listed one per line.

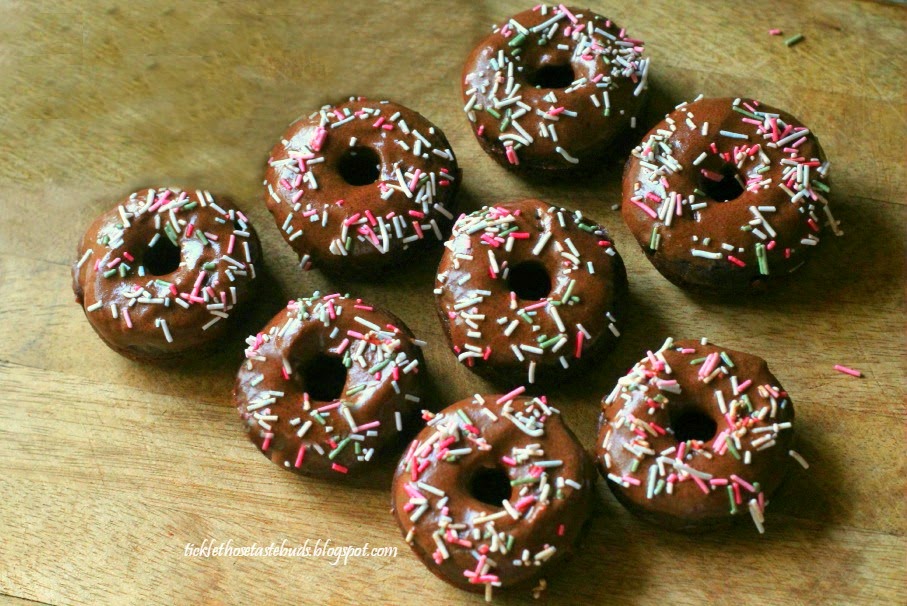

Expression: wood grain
xmin=0 ymin=1 xmax=904 ymax=605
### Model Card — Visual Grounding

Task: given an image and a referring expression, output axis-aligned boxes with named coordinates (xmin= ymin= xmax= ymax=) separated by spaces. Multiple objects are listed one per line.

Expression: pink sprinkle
xmin=496 ymin=386 xmax=526 ymax=404
xmin=769 ymin=29 xmax=782 ymax=36
xmin=622 ymin=475 xmax=641 ymax=486
xmin=730 ymin=474 xmax=756 ymax=493
xmin=691 ymin=474 xmax=710 ymax=494
xmin=502 ymin=456 xmax=517 ymax=466
xmin=632 ymin=199 xmax=658 ymax=219
xmin=834 ymin=364 xmax=863 ymax=378
xmin=331 ymin=463 xmax=348 ymax=474
xmin=294 ymin=445 xmax=305 ymax=468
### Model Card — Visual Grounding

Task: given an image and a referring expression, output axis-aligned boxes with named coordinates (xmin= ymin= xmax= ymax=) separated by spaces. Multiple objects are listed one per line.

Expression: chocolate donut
xmin=622 ymin=96 xmax=841 ymax=293
xmin=596 ymin=337 xmax=799 ymax=533
xmin=461 ymin=4 xmax=648 ymax=172
xmin=391 ymin=391 xmax=595 ymax=598
xmin=434 ymin=199 xmax=627 ymax=386
xmin=72 ymin=187 xmax=261 ymax=361
xmin=264 ymin=97 xmax=461 ymax=274
xmin=234 ymin=293 xmax=426 ymax=478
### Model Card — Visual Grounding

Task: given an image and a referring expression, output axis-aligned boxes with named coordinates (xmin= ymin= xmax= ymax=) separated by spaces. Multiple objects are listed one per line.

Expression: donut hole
xmin=698 ymin=162 xmax=745 ymax=202
xmin=144 ymin=237 xmax=181 ymax=276
xmin=528 ymin=63 xmax=576 ymax=89
xmin=338 ymin=146 xmax=381 ymax=186
xmin=300 ymin=354 xmax=348 ymax=402
xmin=507 ymin=260 xmax=552 ymax=301
xmin=669 ymin=407 xmax=718 ymax=443
xmin=468 ymin=466 xmax=512 ymax=506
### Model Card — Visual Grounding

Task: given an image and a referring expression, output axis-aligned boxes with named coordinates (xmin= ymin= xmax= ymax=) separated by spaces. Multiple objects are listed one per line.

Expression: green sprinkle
xmin=456 ymin=409 xmax=472 ymax=426
xmin=539 ymin=336 xmax=561 ymax=349
xmin=103 ymin=269 xmax=117 ymax=279
xmin=719 ymin=352 xmax=735 ymax=368
xmin=725 ymin=439 xmax=741 ymax=460
xmin=755 ymin=242 xmax=769 ymax=275
xmin=485 ymin=106 xmax=501 ymax=119
xmin=367 ymin=358 xmax=391 ymax=375
xmin=328 ymin=436 xmax=352 ymax=460
xmin=510 ymin=476 xmax=538 ymax=487
xmin=561 ymin=279 xmax=576 ymax=303
xmin=785 ymin=33 xmax=805 ymax=47
xmin=654 ymin=479 xmax=665 ymax=495
xmin=577 ymin=222 xmax=595 ymax=233
xmin=508 ymin=33 xmax=526 ymax=47
xmin=196 ymin=230 xmax=209 ymax=245
xmin=727 ymin=485 xmax=738 ymax=514
xmin=500 ymin=109 xmax=511 ymax=132
xmin=163 ymin=224 xmax=179 ymax=246
xmin=184 ymin=201 xmax=198 ymax=210
xmin=811 ymin=179 xmax=830 ymax=193
xmin=603 ymin=108 xmax=611 ymax=117
xmin=203 ymin=262 xmax=217 ymax=271
xmin=689 ymin=357 xmax=707 ymax=365
xmin=694 ymin=188 xmax=707 ymax=197
xmin=345 ymin=384 xmax=366 ymax=396
xmin=630 ymin=459 xmax=641 ymax=473
xmin=732 ymin=106 xmax=759 ymax=119
xmin=649 ymin=226 xmax=660 ymax=250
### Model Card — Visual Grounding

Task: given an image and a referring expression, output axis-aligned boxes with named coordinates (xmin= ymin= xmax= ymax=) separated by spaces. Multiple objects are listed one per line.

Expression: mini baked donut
xmin=434 ymin=199 xmax=627 ymax=385
xmin=596 ymin=337 xmax=799 ymax=533
xmin=72 ymin=187 xmax=261 ymax=361
xmin=622 ymin=96 xmax=841 ymax=293
xmin=234 ymin=293 xmax=426 ymax=478
xmin=264 ymin=97 xmax=461 ymax=274
xmin=461 ymin=4 xmax=648 ymax=172
xmin=391 ymin=391 xmax=595 ymax=599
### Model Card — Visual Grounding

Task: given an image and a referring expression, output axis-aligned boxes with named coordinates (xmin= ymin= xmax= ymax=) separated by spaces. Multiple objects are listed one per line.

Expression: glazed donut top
xmin=599 ymin=338 xmax=796 ymax=533
xmin=393 ymin=391 xmax=595 ymax=594
xmin=234 ymin=293 xmax=425 ymax=476
xmin=462 ymin=4 xmax=648 ymax=168
xmin=264 ymin=97 xmax=460 ymax=270
xmin=72 ymin=187 xmax=259 ymax=355
xmin=435 ymin=199 xmax=625 ymax=384
xmin=623 ymin=97 xmax=840 ymax=278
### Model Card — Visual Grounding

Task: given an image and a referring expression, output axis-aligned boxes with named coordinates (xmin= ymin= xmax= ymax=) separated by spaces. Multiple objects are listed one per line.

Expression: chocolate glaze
xmin=233 ymin=294 xmax=425 ymax=478
xmin=434 ymin=199 xmax=627 ymax=386
xmin=622 ymin=97 xmax=838 ymax=294
xmin=391 ymin=394 xmax=595 ymax=595
xmin=72 ymin=187 xmax=261 ymax=362
xmin=264 ymin=97 xmax=461 ymax=274
xmin=461 ymin=5 xmax=648 ymax=172
xmin=596 ymin=338 xmax=795 ymax=532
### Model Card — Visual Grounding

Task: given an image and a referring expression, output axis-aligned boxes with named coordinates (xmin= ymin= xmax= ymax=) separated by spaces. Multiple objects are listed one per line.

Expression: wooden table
xmin=1 ymin=1 xmax=904 ymax=604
